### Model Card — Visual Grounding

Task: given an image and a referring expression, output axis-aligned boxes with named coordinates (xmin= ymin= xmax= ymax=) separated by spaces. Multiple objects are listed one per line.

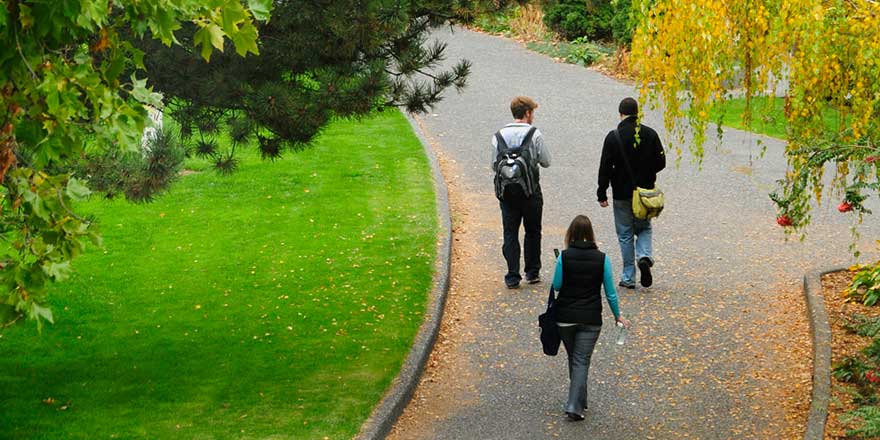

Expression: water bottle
xmin=616 ymin=321 xmax=627 ymax=345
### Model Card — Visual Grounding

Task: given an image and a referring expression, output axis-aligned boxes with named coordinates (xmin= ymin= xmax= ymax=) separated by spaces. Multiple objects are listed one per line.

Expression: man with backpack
xmin=492 ymin=96 xmax=552 ymax=289
xmin=596 ymin=97 xmax=666 ymax=289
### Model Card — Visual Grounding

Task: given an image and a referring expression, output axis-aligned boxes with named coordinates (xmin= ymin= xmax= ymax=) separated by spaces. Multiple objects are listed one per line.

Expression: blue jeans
xmin=558 ymin=324 xmax=602 ymax=415
xmin=612 ymin=199 xmax=653 ymax=285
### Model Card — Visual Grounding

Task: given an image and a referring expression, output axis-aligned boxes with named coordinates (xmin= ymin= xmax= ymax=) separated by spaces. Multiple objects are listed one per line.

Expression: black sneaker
xmin=618 ymin=280 xmax=636 ymax=289
xmin=506 ymin=281 xmax=521 ymax=289
xmin=566 ymin=412 xmax=585 ymax=421
xmin=526 ymin=275 xmax=541 ymax=284
xmin=638 ymin=257 xmax=653 ymax=287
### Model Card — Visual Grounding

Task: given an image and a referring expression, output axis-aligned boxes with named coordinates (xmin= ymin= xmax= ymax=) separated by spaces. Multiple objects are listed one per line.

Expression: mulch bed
xmin=823 ymin=270 xmax=880 ymax=439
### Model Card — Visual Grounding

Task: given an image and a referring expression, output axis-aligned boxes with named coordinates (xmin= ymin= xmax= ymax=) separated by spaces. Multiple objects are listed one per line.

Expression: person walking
xmin=552 ymin=215 xmax=629 ymax=421
xmin=597 ymin=97 xmax=666 ymax=289
xmin=492 ymin=96 xmax=551 ymax=289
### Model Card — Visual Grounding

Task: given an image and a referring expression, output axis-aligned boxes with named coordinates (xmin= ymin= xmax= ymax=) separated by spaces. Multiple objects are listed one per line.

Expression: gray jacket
xmin=490 ymin=123 xmax=552 ymax=171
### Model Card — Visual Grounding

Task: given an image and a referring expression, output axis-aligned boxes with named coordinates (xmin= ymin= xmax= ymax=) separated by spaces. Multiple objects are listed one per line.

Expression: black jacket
xmin=597 ymin=116 xmax=666 ymax=202
xmin=555 ymin=241 xmax=605 ymax=325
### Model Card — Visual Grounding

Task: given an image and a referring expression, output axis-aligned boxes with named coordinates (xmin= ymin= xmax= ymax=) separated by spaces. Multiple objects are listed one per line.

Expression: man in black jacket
xmin=596 ymin=97 xmax=665 ymax=289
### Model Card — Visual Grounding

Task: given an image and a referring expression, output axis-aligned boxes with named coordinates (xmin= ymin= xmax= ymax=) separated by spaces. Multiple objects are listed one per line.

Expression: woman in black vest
xmin=551 ymin=215 xmax=630 ymax=421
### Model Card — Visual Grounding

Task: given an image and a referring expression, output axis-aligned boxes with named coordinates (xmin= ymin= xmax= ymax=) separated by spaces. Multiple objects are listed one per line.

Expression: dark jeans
xmin=558 ymin=324 xmax=602 ymax=415
xmin=499 ymin=192 xmax=543 ymax=285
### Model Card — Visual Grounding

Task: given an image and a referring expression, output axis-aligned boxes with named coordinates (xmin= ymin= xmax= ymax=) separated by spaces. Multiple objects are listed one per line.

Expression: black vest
xmin=556 ymin=241 xmax=605 ymax=325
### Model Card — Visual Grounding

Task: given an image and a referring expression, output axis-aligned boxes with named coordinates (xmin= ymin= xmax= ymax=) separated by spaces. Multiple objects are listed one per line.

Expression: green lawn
xmin=710 ymin=96 xmax=846 ymax=139
xmin=0 ymin=111 xmax=437 ymax=439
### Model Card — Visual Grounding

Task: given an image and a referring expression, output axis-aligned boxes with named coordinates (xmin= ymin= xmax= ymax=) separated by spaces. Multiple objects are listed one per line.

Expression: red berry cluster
xmin=776 ymin=215 xmax=793 ymax=227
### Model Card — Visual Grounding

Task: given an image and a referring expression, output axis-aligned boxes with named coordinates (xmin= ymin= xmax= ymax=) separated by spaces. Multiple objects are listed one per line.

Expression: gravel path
xmin=389 ymin=27 xmax=880 ymax=440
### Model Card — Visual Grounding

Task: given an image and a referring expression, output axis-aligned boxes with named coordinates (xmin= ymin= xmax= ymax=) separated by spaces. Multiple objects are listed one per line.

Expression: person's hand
xmin=616 ymin=316 xmax=631 ymax=329
xmin=599 ymin=200 xmax=609 ymax=208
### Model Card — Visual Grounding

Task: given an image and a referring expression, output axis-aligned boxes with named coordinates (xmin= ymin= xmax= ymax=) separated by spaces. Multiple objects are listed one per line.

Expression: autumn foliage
xmin=630 ymin=0 xmax=880 ymax=233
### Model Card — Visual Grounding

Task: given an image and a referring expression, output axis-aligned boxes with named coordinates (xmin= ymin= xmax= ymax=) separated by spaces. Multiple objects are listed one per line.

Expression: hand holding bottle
xmin=615 ymin=316 xmax=631 ymax=346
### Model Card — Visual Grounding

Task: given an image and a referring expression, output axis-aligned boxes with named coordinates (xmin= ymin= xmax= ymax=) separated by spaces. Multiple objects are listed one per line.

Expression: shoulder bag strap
xmin=613 ymin=129 xmax=638 ymax=187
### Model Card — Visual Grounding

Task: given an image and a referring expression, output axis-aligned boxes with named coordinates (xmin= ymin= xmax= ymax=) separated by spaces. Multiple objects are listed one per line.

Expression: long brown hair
xmin=564 ymin=215 xmax=595 ymax=248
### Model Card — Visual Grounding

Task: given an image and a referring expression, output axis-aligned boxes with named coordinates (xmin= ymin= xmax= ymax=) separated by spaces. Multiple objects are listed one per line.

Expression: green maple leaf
xmin=231 ymin=22 xmax=259 ymax=56
xmin=194 ymin=23 xmax=226 ymax=61
xmin=66 ymin=177 xmax=91 ymax=201
xmin=43 ymin=261 xmax=72 ymax=281
xmin=248 ymin=0 xmax=273 ymax=22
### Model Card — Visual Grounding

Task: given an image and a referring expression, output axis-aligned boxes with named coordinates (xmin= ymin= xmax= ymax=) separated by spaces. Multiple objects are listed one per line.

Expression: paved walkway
xmin=389 ymin=27 xmax=880 ymax=439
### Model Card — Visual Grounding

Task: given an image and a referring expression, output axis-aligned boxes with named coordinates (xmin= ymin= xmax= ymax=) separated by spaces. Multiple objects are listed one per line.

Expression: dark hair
xmin=564 ymin=215 xmax=595 ymax=247
xmin=618 ymin=97 xmax=638 ymax=116
xmin=510 ymin=96 xmax=538 ymax=119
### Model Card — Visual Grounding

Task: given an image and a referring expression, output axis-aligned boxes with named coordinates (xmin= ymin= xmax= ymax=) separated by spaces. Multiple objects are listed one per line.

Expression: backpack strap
xmin=494 ymin=131 xmax=509 ymax=151
xmin=520 ymin=126 xmax=538 ymax=151
xmin=519 ymin=126 xmax=539 ymax=193
xmin=494 ymin=132 xmax=510 ymax=172
xmin=496 ymin=126 xmax=537 ymax=152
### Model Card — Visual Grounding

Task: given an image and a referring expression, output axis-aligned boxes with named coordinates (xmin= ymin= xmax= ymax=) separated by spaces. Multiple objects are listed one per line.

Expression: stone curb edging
xmin=803 ymin=266 xmax=847 ymax=440
xmin=354 ymin=112 xmax=453 ymax=440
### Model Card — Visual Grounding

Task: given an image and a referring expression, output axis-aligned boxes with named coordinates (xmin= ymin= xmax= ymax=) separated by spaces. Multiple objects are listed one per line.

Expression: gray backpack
xmin=493 ymin=127 xmax=537 ymax=200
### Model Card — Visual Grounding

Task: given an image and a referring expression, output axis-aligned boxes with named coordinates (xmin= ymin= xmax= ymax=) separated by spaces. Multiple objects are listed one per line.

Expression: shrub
xmin=525 ymin=38 xmax=612 ymax=66
xmin=866 ymin=339 xmax=880 ymax=364
xmin=846 ymin=261 xmax=880 ymax=306
xmin=834 ymin=356 xmax=872 ymax=384
xmin=479 ymin=0 xmax=522 ymax=10
xmin=565 ymin=37 xmax=607 ymax=65
xmin=842 ymin=406 xmax=880 ymax=438
xmin=844 ymin=314 xmax=880 ymax=338
xmin=543 ymin=0 xmax=605 ymax=40
xmin=77 ymin=129 xmax=186 ymax=202
xmin=473 ymin=3 xmax=549 ymax=40
xmin=609 ymin=0 xmax=635 ymax=45
xmin=508 ymin=3 xmax=548 ymax=40
xmin=542 ymin=0 xmax=633 ymax=44
xmin=473 ymin=6 xmax=515 ymax=34
xmin=832 ymin=274 xmax=880 ymax=435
